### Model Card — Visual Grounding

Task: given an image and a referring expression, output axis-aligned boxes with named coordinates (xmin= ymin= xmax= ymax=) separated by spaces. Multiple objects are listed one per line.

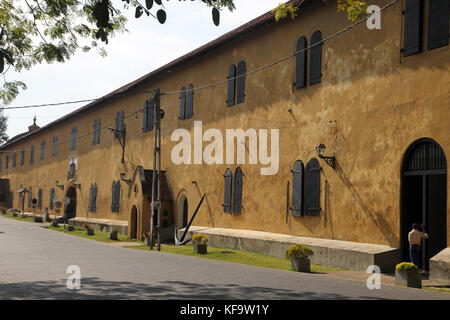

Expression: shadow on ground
xmin=0 ymin=277 xmax=383 ymax=300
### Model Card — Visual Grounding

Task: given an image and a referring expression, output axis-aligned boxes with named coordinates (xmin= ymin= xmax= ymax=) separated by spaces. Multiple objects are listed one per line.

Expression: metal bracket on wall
xmin=108 ymin=128 xmax=126 ymax=163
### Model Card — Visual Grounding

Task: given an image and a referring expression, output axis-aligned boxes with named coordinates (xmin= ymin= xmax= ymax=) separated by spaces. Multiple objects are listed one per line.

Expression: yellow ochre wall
xmin=0 ymin=0 xmax=448 ymax=247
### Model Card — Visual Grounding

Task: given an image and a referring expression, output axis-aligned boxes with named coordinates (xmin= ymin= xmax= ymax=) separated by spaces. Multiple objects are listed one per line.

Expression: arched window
xmin=295 ymin=36 xmax=307 ymax=89
xmin=291 ymin=160 xmax=305 ymax=216
xmin=233 ymin=167 xmax=243 ymax=214
xmin=236 ymin=60 xmax=246 ymax=104
xmin=227 ymin=64 xmax=236 ymax=107
xmin=310 ymin=31 xmax=323 ymax=85
xmin=305 ymin=158 xmax=321 ymax=216
xmin=223 ymin=168 xmax=232 ymax=213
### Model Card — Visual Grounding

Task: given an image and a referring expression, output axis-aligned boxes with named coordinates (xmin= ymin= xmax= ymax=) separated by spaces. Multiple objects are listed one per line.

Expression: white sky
xmin=3 ymin=0 xmax=283 ymax=139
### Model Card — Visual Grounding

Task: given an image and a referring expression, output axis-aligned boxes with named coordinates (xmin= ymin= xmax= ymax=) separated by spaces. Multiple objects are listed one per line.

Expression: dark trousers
xmin=409 ymin=244 xmax=422 ymax=269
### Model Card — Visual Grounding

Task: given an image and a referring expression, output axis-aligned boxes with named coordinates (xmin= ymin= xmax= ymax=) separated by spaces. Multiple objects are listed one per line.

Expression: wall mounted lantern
xmin=315 ymin=144 xmax=336 ymax=169
xmin=55 ymin=181 xmax=65 ymax=190
xmin=120 ymin=173 xmax=131 ymax=185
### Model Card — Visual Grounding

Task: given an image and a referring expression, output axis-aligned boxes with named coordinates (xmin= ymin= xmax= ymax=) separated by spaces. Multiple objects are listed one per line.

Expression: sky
xmin=3 ymin=0 xmax=283 ymax=140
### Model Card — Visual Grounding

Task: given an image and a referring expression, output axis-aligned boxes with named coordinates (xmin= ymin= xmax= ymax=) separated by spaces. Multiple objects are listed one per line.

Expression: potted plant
xmin=192 ymin=233 xmax=208 ymax=254
xmin=109 ymin=229 xmax=119 ymax=240
xmin=84 ymin=223 xmax=95 ymax=236
xmin=286 ymin=244 xmax=314 ymax=273
xmin=68 ymin=225 xmax=75 ymax=231
xmin=395 ymin=262 xmax=422 ymax=288
xmin=34 ymin=216 xmax=43 ymax=223
xmin=51 ymin=219 xmax=59 ymax=228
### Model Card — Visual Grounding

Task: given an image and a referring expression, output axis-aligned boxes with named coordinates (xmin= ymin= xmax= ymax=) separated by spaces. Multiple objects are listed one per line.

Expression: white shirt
xmin=408 ymin=229 xmax=429 ymax=246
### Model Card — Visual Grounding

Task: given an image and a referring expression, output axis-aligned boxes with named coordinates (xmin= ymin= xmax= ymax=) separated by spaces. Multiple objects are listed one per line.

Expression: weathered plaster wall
xmin=1 ymin=0 xmax=448 ymax=247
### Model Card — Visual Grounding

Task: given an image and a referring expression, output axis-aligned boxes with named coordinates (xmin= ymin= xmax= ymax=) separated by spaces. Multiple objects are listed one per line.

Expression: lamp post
xmin=315 ymin=144 xmax=336 ymax=169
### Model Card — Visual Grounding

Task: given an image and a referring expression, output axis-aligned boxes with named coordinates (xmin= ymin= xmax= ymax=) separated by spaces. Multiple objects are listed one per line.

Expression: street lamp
xmin=315 ymin=144 xmax=336 ymax=169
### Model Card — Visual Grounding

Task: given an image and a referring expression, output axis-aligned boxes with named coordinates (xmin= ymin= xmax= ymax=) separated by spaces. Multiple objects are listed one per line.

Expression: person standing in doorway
xmin=408 ymin=223 xmax=429 ymax=271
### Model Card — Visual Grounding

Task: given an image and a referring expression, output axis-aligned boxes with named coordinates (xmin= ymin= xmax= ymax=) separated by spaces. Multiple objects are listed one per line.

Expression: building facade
xmin=0 ymin=0 xmax=448 ymax=273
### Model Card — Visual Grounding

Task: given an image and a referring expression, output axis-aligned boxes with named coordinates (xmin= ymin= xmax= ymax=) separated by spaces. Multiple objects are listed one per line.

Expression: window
xmin=295 ymin=36 xmax=307 ymax=89
xmin=40 ymin=141 xmax=45 ymax=160
xmin=70 ymin=127 xmax=77 ymax=151
xmin=403 ymin=0 xmax=424 ymax=57
xmin=227 ymin=64 xmax=236 ymax=107
xmin=111 ymin=180 xmax=120 ymax=212
xmin=21 ymin=151 xmax=25 ymax=165
xmin=223 ymin=168 xmax=232 ymax=213
xmin=305 ymin=158 xmax=321 ymax=216
xmin=30 ymin=146 xmax=34 ymax=165
xmin=93 ymin=119 xmax=101 ymax=145
xmin=179 ymin=85 xmax=194 ymax=120
xmin=38 ymin=188 xmax=42 ymax=209
xmin=6 ymin=155 xmax=8 ymax=169
xmin=48 ymin=187 xmax=54 ymax=210
xmin=142 ymin=99 xmax=154 ymax=132
xmin=236 ymin=61 xmax=246 ymax=104
xmin=89 ymin=183 xmax=98 ymax=212
xmin=310 ymin=31 xmax=323 ymax=85
xmin=52 ymin=136 xmax=58 ymax=157
xmin=291 ymin=160 xmax=305 ymax=216
xmin=115 ymin=111 xmax=124 ymax=139
xmin=179 ymin=87 xmax=186 ymax=120
xmin=232 ymin=167 xmax=243 ymax=214
xmin=28 ymin=188 xmax=33 ymax=208
xmin=427 ymin=0 xmax=449 ymax=50
xmin=12 ymin=154 xmax=16 ymax=168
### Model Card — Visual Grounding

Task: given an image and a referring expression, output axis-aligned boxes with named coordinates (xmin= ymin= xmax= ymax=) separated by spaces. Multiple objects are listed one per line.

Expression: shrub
xmin=192 ymin=233 xmax=208 ymax=244
xmin=396 ymin=262 xmax=419 ymax=272
xmin=286 ymin=244 xmax=314 ymax=259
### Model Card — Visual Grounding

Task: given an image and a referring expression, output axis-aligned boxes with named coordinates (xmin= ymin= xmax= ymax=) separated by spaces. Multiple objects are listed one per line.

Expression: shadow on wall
xmin=0 ymin=277 xmax=385 ymax=300
xmin=334 ymin=160 xmax=399 ymax=247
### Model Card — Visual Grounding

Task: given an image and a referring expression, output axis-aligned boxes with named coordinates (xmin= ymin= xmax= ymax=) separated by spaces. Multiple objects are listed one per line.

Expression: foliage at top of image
xmin=192 ymin=233 xmax=209 ymax=244
xmin=285 ymin=244 xmax=314 ymax=259
xmin=395 ymin=262 xmax=419 ymax=272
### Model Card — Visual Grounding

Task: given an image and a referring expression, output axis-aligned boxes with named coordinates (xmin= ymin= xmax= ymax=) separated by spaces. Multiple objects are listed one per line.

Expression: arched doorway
xmin=401 ymin=138 xmax=447 ymax=271
xmin=65 ymin=186 xmax=77 ymax=220
xmin=130 ymin=206 xmax=138 ymax=240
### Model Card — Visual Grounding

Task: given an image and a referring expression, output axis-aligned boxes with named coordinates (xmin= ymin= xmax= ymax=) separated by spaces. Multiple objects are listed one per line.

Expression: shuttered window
xmin=38 ymin=188 xmax=42 ymax=209
xmin=310 ymin=31 xmax=323 ymax=85
xmin=186 ymin=84 xmax=194 ymax=119
xmin=179 ymin=87 xmax=186 ymax=120
xmin=6 ymin=155 xmax=8 ymax=168
xmin=70 ymin=127 xmax=77 ymax=151
xmin=223 ymin=168 xmax=232 ymax=213
xmin=291 ymin=160 xmax=304 ymax=216
xmin=236 ymin=61 xmax=246 ymax=104
xmin=89 ymin=183 xmax=98 ymax=212
xmin=111 ymin=180 xmax=120 ymax=212
xmin=30 ymin=146 xmax=34 ymax=165
xmin=52 ymin=136 xmax=58 ymax=157
xmin=115 ymin=112 xmax=125 ymax=138
xmin=143 ymin=99 xmax=154 ymax=132
xmin=305 ymin=158 xmax=321 ymax=216
xmin=233 ymin=167 xmax=243 ymax=214
xmin=21 ymin=151 xmax=25 ymax=165
xmin=295 ymin=37 xmax=307 ymax=89
xmin=28 ymin=188 xmax=32 ymax=208
xmin=12 ymin=154 xmax=16 ymax=167
xmin=40 ymin=141 xmax=45 ymax=160
xmin=403 ymin=0 xmax=424 ymax=56
xmin=227 ymin=64 xmax=236 ymax=107
xmin=93 ymin=119 xmax=101 ymax=145
xmin=428 ymin=0 xmax=449 ymax=50
xmin=49 ymin=187 xmax=55 ymax=210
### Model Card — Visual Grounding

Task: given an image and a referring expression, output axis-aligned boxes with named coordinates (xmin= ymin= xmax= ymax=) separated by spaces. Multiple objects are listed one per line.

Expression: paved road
xmin=0 ymin=216 xmax=449 ymax=300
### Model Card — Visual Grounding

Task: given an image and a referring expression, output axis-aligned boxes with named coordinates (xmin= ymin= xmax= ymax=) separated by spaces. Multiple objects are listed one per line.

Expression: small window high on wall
xmin=142 ymin=99 xmax=154 ymax=132
xmin=295 ymin=36 xmax=307 ymax=89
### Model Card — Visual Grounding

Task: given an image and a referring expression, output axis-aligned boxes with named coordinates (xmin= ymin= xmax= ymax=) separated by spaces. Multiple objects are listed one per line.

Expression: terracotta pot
xmin=194 ymin=243 xmax=208 ymax=254
xmin=290 ymin=257 xmax=311 ymax=273
xmin=86 ymin=228 xmax=94 ymax=236
xmin=395 ymin=270 xmax=422 ymax=288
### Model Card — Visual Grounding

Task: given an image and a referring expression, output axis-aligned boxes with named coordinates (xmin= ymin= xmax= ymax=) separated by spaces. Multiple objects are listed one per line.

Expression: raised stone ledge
xmin=429 ymin=248 xmax=450 ymax=285
xmin=70 ymin=217 xmax=128 ymax=235
xmin=178 ymin=226 xmax=401 ymax=272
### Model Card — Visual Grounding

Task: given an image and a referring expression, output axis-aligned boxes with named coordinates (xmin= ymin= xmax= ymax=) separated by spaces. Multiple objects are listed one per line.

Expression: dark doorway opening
xmin=401 ymin=139 xmax=447 ymax=271
xmin=65 ymin=186 xmax=77 ymax=220
xmin=130 ymin=206 xmax=138 ymax=240
xmin=182 ymin=198 xmax=188 ymax=228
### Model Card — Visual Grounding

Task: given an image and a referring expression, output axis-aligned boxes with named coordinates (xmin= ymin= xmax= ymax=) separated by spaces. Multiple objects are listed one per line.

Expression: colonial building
xmin=0 ymin=0 xmax=448 ymax=281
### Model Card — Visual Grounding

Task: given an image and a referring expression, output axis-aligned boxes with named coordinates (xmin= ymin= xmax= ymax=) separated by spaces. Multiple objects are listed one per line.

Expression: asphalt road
xmin=0 ymin=216 xmax=449 ymax=300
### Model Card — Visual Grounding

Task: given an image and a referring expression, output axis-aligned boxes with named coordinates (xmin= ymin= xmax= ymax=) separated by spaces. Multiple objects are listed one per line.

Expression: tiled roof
xmin=143 ymin=170 xmax=174 ymax=201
